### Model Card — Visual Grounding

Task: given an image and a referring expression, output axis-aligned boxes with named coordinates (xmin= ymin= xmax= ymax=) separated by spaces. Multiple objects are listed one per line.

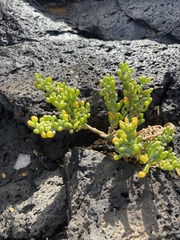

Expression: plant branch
xmin=85 ymin=124 xmax=111 ymax=140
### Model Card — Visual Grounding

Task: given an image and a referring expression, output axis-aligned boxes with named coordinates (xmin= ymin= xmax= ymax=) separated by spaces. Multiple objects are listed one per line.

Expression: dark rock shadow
xmin=91 ymin=155 xmax=159 ymax=239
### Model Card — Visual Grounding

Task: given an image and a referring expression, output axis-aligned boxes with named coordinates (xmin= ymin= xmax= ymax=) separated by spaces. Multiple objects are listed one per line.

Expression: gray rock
xmin=64 ymin=148 xmax=180 ymax=240
xmin=0 ymin=0 xmax=180 ymax=239
xmin=0 ymin=169 xmax=67 ymax=239
xmin=0 ymin=0 xmax=72 ymax=46
xmin=1 ymin=38 xmax=180 ymax=157
xmin=119 ymin=0 xmax=180 ymax=41
xmin=68 ymin=0 xmax=180 ymax=43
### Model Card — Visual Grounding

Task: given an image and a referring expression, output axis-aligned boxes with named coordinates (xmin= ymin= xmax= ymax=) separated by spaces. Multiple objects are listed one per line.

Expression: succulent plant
xmin=27 ymin=73 xmax=91 ymax=137
xmin=27 ymin=63 xmax=180 ymax=178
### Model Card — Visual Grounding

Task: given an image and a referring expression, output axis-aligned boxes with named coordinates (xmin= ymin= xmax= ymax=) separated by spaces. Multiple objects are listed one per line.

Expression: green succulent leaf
xmin=27 ymin=63 xmax=180 ymax=179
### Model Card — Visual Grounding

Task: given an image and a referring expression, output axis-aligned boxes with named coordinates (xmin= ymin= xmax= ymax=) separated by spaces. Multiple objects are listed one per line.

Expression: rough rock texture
xmin=0 ymin=169 xmax=67 ymax=239
xmin=0 ymin=0 xmax=180 ymax=239
xmin=65 ymin=148 xmax=180 ymax=240
xmin=68 ymin=0 xmax=180 ymax=43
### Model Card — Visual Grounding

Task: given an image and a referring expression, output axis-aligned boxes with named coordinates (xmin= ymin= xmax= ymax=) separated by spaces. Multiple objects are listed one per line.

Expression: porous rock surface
xmin=68 ymin=0 xmax=180 ymax=43
xmin=65 ymin=148 xmax=180 ymax=240
xmin=0 ymin=170 xmax=67 ymax=239
xmin=0 ymin=0 xmax=180 ymax=239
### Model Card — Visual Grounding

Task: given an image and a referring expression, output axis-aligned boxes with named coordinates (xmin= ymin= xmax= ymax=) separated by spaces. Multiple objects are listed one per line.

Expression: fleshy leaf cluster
xmin=138 ymin=126 xmax=180 ymax=178
xmin=99 ymin=63 xmax=180 ymax=177
xmin=112 ymin=117 xmax=142 ymax=160
xmin=99 ymin=75 xmax=122 ymax=130
xmin=27 ymin=73 xmax=90 ymax=138
xmin=27 ymin=63 xmax=180 ymax=178
xmin=100 ymin=62 xmax=153 ymax=129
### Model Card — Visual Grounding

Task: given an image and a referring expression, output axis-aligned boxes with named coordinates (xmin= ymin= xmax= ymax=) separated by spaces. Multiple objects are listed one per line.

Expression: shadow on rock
xmin=64 ymin=147 xmax=180 ymax=240
xmin=0 ymin=168 xmax=68 ymax=239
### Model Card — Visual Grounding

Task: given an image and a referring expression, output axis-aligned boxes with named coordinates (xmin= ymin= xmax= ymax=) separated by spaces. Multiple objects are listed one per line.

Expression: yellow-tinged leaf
xmin=121 ymin=133 xmax=127 ymax=140
xmin=138 ymin=171 xmax=146 ymax=178
xmin=31 ymin=116 xmax=38 ymax=123
xmin=114 ymin=155 xmax=120 ymax=161
xmin=132 ymin=117 xmax=138 ymax=127
xmin=27 ymin=120 xmax=35 ymax=127
xmin=140 ymin=154 xmax=148 ymax=163
xmin=124 ymin=117 xmax=129 ymax=123
xmin=46 ymin=131 xmax=54 ymax=138
xmin=108 ymin=112 xmax=115 ymax=120
xmin=74 ymin=101 xmax=79 ymax=108
xmin=112 ymin=137 xmax=119 ymax=145
xmin=41 ymin=131 xmax=47 ymax=138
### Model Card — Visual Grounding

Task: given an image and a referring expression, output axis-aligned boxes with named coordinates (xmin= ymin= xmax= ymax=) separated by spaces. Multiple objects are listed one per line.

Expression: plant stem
xmin=85 ymin=124 xmax=111 ymax=140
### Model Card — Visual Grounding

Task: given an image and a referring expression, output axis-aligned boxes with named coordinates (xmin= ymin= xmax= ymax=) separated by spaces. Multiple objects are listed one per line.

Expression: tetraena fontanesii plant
xmin=27 ymin=62 xmax=180 ymax=178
